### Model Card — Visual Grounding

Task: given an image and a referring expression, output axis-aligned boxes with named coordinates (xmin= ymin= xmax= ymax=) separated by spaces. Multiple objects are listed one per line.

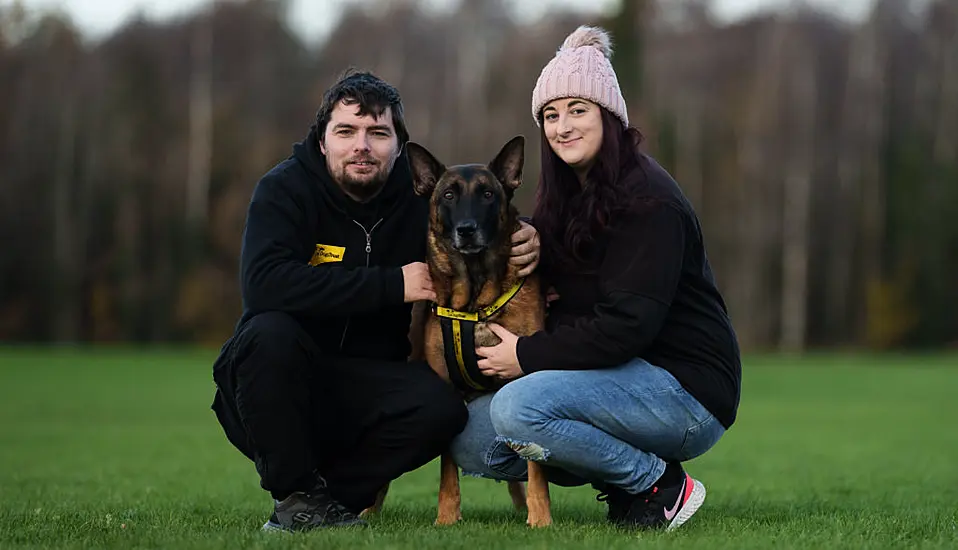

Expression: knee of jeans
xmin=489 ymin=384 xmax=545 ymax=439
xmin=676 ymin=416 xmax=726 ymax=461
xmin=488 ymin=379 xmax=551 ymax=462
xmin=449 ymin=431 xmax=497 ymax=478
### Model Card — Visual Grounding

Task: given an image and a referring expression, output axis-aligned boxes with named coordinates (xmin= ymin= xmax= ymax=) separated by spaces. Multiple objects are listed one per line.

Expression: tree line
xmin=1 ymin=0 xmax=955 ymax=351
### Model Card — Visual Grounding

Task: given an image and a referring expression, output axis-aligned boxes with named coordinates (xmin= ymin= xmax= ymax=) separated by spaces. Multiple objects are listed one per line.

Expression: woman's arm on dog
xmin=240 ymin=178 xmax=406 ymax=317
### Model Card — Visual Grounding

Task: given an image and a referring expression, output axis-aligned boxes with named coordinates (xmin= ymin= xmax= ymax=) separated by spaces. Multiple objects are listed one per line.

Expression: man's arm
xmin=510 ymin=219 xmax=540 ymax=277
xmin=406 ymin=300 xmax=429 ymax=361
xmin=240 ymin=177 xmax=406 ymax=318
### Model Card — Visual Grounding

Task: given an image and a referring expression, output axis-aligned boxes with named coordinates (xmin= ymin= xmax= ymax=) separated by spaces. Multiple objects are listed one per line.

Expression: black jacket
xmin=516 ymin=155 xmax=742 ymax=429
xmin=232 ymin=127 xmax=428 ymax=361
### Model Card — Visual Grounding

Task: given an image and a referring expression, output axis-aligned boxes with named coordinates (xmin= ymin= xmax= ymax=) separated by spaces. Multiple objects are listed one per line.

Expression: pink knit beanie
xmin=531 ymin=25 xmax=629 ymax=127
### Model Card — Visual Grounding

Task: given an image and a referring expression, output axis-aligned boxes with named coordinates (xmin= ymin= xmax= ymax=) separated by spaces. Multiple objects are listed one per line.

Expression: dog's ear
xmin=405 ymin=142 xmax=445 ymax=197
xmin=489 ymin=135 xmax=525 ymax=194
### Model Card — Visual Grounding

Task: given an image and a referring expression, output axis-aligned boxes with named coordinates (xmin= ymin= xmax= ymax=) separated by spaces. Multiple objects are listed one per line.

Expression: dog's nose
xmin=455 ymin=221 xmax=478 ymax=238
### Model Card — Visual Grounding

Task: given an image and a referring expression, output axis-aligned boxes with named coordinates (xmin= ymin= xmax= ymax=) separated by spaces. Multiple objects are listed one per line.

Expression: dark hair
xmin=532 ymin=107 xmax=645 ymax=274
xmin=314 ymin=69 xmax=409 ymax=145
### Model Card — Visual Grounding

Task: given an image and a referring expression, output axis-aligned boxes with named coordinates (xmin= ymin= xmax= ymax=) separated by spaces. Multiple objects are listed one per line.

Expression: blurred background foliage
xmin=0 ymin=0 xmax=955 ymax=352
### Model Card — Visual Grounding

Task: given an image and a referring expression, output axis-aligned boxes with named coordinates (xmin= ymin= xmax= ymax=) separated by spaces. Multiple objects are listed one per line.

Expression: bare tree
xmin=779 ymin=12 xmax=817 ymax=352
xmin=930 ymin=2 xmax=957 ymax=167
xmin=51 ymin=46 xmax=80 ymax=342
xmin=733 ymin=14 xmax=790 ymax=348
xmin=828 ymin=3 xmax=888 ymax=343
xmin=674 ymin=92 xmax=704 ymax=210
xmin=186 ymin=8 xmax=213 ymax=229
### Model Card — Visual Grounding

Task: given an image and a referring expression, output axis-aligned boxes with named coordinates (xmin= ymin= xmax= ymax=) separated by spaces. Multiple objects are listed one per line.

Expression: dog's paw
xmin=435 ymin=511 xmax=462 ymax=526
xmin=526 ymin=514 xmax=553 ymax=528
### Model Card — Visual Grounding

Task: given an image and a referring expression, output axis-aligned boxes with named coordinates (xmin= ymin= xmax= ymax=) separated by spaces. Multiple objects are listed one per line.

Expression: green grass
xmin=1 ymin=347 xmax=956 ymax=549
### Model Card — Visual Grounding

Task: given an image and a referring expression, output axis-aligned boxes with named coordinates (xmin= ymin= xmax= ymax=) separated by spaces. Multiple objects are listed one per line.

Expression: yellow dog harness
xmin=432 ymin=279 xmax=525 ymax=392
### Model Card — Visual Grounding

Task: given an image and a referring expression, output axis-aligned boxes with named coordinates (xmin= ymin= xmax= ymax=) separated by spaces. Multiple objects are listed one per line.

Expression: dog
xmin=361 ymin=136 xmax=551 ymax=527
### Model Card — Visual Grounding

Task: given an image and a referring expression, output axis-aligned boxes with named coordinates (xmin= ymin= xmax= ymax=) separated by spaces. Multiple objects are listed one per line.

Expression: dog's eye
xmin=442 ymin=190 xmax=455 ymax=201
xmin=483 ymin=190 xmax=494 ymax=199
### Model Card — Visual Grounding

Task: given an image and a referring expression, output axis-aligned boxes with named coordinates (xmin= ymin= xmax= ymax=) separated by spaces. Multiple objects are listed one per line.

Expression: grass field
xmin=1 ymin=348 xmax=956 ymax=549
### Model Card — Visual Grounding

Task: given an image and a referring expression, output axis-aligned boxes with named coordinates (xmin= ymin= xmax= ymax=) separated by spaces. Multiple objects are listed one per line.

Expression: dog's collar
xmin=431 ymin=279 xmax=525 ymax=322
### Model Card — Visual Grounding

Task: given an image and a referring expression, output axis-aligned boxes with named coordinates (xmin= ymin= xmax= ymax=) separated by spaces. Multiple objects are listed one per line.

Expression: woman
xmin=450 ymin=26 xmax=742 ymax=531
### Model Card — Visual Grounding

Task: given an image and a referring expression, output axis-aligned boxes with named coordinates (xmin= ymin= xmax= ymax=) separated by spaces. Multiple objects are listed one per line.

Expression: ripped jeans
xmin=449 ymin=358 xmax=726 ymax=494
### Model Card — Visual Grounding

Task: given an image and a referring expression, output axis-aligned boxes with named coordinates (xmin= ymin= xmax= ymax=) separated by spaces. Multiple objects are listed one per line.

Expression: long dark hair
xmin=532 ymin=107 xmax=645 ymax=275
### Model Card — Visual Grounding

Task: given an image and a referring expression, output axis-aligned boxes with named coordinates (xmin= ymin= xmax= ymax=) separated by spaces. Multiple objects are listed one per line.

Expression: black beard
xmin=338 ymin=171 xmax=389 ymax=203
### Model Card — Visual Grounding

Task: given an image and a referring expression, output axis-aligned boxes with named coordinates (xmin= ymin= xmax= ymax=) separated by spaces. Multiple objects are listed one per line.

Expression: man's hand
xmin=401 ymin=262 xmax=437 ymax=303
xmin=510 ymin=220 xmax=540 ymax=277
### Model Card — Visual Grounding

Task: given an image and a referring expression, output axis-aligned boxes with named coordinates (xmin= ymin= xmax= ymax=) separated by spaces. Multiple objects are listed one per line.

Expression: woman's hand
xmin=545 ymin=286 xmax=560 ymax=308
xmin=476 ymin=323 xmax=525 ymax=380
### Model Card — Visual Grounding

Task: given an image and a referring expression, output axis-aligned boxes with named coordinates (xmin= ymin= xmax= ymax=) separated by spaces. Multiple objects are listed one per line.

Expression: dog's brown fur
xmin=362 ymin=136 xmax=551 ymax=527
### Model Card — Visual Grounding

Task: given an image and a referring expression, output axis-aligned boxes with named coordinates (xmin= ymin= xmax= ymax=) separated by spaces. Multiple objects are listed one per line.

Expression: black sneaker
xmin=262 ymin=479 xmax=367 ymax=532
xmin=596 ymin=486 xmax=633 ymax=525
xmin=620 ymin=463 xmax=706 ymax=531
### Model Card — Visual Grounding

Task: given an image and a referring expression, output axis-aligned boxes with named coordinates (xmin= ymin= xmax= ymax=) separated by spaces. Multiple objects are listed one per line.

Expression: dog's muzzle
xmin=453 ymin=221 xmax=487 ymax=254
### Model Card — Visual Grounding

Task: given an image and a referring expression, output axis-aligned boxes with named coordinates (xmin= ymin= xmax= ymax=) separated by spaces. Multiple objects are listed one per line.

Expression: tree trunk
xmin=456 ymin=0 xmax=490 ymax=156
xmin=931 ymin=10 xmax=957 ymax=167
xmin=830 ymin=12 xmax=886 ymax=344
xmin=52 ymin=87 xmax=79 ymax=342
xmin=733 ymin=16 xmax=789 ymax=349
xmin=675 ymin=93 xmax=703 ymax=211
xmin=186 ymin=12 xmax=213 ymax=228
xmin=857 ymin=15 xmax=889 ymax=345
xmin=779 ymin=39 xmax=816 ymax=353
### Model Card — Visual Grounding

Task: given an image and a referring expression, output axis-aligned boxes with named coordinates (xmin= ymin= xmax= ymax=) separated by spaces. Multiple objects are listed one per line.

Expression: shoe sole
xmin=262 ymin=520 xmax=289 ymax=532
xmin=666 ymin=478 xmax=705 ymax=531
xmin=262 ymin=519 xmax=367 ymax=532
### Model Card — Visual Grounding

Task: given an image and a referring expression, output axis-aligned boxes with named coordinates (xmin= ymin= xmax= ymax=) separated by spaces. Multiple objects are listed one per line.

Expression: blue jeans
xmin=449 ymin=358 xmax=726 ymax=494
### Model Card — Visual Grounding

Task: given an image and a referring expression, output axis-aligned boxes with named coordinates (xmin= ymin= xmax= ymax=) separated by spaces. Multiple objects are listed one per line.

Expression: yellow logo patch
xmin=309 ymin=244 xmax=346 ymax=266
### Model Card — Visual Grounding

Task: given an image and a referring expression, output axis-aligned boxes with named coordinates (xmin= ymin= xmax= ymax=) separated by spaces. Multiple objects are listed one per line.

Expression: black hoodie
xmin=233 ymin=127 xmax=429 ymax=361
xmin=515 ymin=156 xmax=742 ymax=429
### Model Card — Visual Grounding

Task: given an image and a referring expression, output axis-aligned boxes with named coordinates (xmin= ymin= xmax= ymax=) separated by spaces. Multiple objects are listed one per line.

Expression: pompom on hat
xmin=531 ymin=25 xmax=629 ymax=127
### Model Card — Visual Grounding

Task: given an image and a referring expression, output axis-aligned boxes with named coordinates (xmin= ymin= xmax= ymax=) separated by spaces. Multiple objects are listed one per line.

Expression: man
xmin=210 ymin=70 xmax=541 ymax=532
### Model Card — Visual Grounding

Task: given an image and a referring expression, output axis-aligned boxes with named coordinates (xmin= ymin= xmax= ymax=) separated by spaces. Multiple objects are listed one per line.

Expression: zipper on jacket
xmin=338 ymin=217 xmax=385 ymax=351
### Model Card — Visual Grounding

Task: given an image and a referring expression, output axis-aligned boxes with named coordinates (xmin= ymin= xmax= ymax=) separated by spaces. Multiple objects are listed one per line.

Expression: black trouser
xmin=210 ymin=311 xmax=468 ymax=512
